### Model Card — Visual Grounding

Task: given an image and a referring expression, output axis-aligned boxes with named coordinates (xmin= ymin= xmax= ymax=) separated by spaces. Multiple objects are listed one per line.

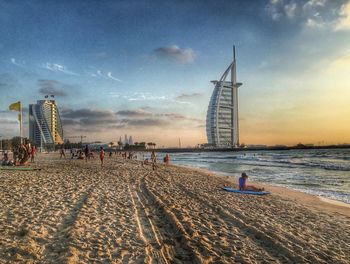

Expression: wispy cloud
xmin=175 ymin=93 xmax=203 ymax=100
xmin=43 ymin=63 xmax=77 ymax=75
xmin=107 ymin=72 xmax=122 ymax=82
xmin=10 ymin=58 xmax=25 ymax=67
xmin=152 ymin=45 xmax=196 ymax=64
xmin=125 ymin=92 xmax=168 ymax=101
xmin=94 ymin=70 xmax=122 ymax=82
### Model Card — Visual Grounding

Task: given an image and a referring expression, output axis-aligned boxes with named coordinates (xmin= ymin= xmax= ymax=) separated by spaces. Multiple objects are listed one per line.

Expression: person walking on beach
xmin=84 ymin=145 xmax=89 ymax=162
xmin=239 ymin=173 xmax=264 ymax=191
xmin=99 ymin=146 xmax=105 ymax=167
xmin=60 ymin=145 xmax=66 ymax=159
xmin=30 ymin=145 xmax=36 ymax=162
xmin=151 ymin=150 xmax=157 ymax=170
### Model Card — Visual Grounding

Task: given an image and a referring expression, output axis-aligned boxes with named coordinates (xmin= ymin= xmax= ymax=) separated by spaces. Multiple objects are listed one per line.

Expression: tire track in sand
xmin=128 ymin=171 xmax=201 ymax=263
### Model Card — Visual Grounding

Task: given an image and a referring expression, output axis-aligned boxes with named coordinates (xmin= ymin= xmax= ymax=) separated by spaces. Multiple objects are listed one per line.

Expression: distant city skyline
xmin=1 ymin=0 xmax=350 ymax=147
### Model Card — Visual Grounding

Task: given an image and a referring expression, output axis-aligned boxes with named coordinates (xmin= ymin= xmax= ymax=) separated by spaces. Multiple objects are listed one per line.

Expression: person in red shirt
xmin=30 ymin=145 xmax=36 ymax=162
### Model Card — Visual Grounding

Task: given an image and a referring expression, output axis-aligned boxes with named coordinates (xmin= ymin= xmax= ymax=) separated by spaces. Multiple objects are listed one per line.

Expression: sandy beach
xmin=1 ymin=153 xmax=350 ymax=263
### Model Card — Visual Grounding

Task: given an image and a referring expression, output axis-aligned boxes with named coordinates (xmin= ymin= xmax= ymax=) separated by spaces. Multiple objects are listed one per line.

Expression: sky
xmin=1 ymin=0 xmax=350 ymax=147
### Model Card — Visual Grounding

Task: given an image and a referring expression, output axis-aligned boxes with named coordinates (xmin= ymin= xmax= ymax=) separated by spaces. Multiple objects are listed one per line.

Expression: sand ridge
xmin=0 ymin=154 xmax=349 ymax=263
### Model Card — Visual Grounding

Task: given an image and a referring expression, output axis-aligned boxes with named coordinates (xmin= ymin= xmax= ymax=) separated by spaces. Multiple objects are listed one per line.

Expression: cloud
xmin=305 ymin=16 xmax=325 ymax=29
xmin=118 ymin=118 xmax=169 ymax=127
xmin=158 ymin=113 xmax=203 ymax=123
xmin=265 ymin=0 xmax=284 ymax=21
xmin=175 ymin=93 xmax=203 ymax=100
xmin=125 ymin=92 xmax=168 ymax=101
xmin=335 ymin=1 xmax=350 ymax=31
xmin=61 ymin=108 xmax=119 ymax=134
xmin=43 ymin=63 xmax=77 ymax=75
xmin=107 ymin=72 xmax=122 ymax=82
xmin=95 ymin=70 xmax=122 ymax=82
xmin=61 ymin=107 xmax=204 ymax=134
xmin=303 ymin=0 xmax=326 ymax=10
xmin=152 ymin=45 xmax=196 ymax=63
xmin=62 ymin=108 xmax=116 ymax=119
xmin=38 ymin=79 xmax=67 ymax=97
xmin=266 ymin=0 xmax=346 ymax=31
xmin=266 ymin=0 xmax=299 ymax=20
xmin=284 ymin=2 xmax=297 ymax=19
xmin=116 ymin=109 xmax=153 ymax=117
xmin=10 ymin=58 xmax=25 ymax=67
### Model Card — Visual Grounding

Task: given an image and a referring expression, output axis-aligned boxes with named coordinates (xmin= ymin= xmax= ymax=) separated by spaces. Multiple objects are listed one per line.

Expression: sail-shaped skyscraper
xmin=206 ymin=46 xmax=242 ymax=148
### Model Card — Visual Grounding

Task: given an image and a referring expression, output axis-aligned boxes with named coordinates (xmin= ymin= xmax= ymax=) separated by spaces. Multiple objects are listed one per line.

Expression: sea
xmin=166 ymin=148 xmax=350 ymax=204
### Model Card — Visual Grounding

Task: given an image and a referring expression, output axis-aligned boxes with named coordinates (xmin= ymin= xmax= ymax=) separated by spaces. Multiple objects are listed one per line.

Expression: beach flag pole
xmin=20 ymin=104 xmax=23 ymax=144
xmin=9 ymin=101 xmax=22 ymax=144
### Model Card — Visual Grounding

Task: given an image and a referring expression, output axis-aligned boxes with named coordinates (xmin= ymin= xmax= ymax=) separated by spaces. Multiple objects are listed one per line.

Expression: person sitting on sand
xmin=1 ymin=152 xmax=11 ymax=166
xmin=239 ymin=173 xmax=264 ymax=192
xmin=163 ymin=153 xmax=170 ymax=165
xmin=78 ymin=151 xmax=84 ymax=160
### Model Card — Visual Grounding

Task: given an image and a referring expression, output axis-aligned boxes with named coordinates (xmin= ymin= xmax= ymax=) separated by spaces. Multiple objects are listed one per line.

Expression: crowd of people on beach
xmin=1 ymin=142 xmax=36 ymax=166
xmin=58 ymin=144 xmax=174 ymax=170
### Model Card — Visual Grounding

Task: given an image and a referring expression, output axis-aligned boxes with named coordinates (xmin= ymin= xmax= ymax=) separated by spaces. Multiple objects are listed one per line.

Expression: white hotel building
xmin=206 ymin=47 xmax=242 ymax=148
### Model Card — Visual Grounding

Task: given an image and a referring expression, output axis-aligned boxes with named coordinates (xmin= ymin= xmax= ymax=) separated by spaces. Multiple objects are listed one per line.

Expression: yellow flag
xmin=9 ymin=101 xmax=21 ymax=111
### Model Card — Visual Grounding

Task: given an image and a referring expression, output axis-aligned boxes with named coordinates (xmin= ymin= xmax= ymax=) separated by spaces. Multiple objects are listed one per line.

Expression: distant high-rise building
xmin=124 ymin=134 xmax=128 ymax=145
xmin=129 ymin=136 xmax=133 ymax=145
xmin=206 ymin=46 xmax=242 ymax=148
xmin=29 ymin=99 xmax=64 ymax=146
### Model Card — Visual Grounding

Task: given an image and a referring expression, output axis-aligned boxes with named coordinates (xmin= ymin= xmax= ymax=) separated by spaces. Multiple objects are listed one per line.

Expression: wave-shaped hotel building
xmin=29 ymin=99 xmax=64 ymax=147
xmin=206 ymin=47 xmax=242 ymax=148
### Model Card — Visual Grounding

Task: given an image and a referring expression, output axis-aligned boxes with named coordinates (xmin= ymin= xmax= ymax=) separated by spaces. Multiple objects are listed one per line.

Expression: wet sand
xmin=1 ymin=153 xmax=349 ymax=263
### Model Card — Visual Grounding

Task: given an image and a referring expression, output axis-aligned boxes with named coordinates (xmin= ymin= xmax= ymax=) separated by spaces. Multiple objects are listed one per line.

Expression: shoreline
xmin=170 ymin=163 xmax=350 ymax=217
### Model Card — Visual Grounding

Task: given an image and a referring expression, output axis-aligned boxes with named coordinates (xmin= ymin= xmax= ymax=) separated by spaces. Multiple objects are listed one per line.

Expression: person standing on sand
xmin=239 ymin=172 xmax=264 ymax=191
xmin=99 ymin=146 xmax=105 ymax=167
